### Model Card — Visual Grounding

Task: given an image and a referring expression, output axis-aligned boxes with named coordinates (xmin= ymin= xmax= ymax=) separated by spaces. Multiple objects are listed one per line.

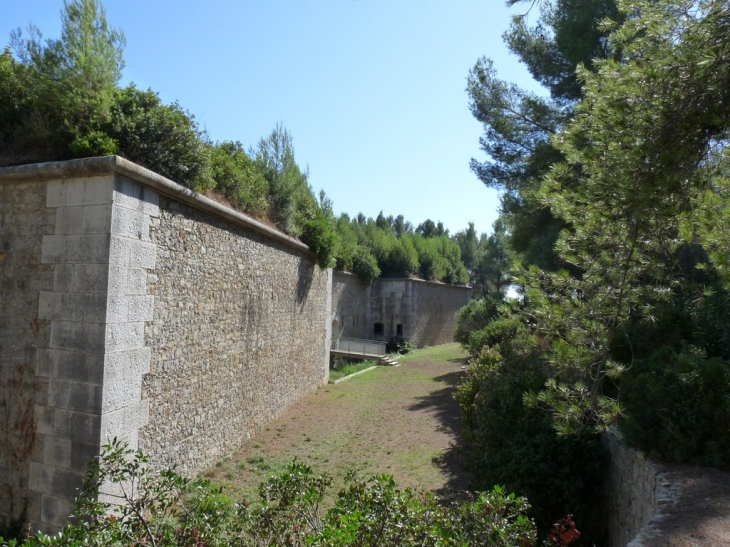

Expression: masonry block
xmin=43 ymin=436 xmax=72 ymax=468
xmin=48 ymin=379 xmax=102 ymax=413
xmin=53 ymin=409 xmax=101 ymax=444
xmin=109 ymin=235 xmax=132 ymax=266
xmin=50 ymin=321 xmax=105 ymax=353
xmin=105 ymin=322 xmax=144 ymax=352
xmin=40 ymin=235 xmax=66 ymax=263
xmin=111 ymin=207 xmax=149 ymax=241
xmin=128 ymin=242 xmax=157 ymax=270
xmin=64 ymin=234 xmax=111 ymax=264
xmin=102 ymin=376 xmax=142 ymax=413
xmin=103 ymin=348 xmax=151 ymax=383
xmin=82 ymin=204 xmax=113 ymax=234
xmin=106 ymin=295 xmax=129 ymax=323
xmin=46 ymin=181 xmax=67 ymax=208
xmin=41 ymin=495 xmax=75 ymax=529
xmin=41 ymin=349 xmax=105 ymax=384
xmin=39 ymin=292 xmax=107 ymax=322
xmin=69 ymin=440 xmax=100 ymax=473
xmin=55 ymin=207 xmax=83 ymax=235
xmin=127 ymin=295 xmax=154 ymax=322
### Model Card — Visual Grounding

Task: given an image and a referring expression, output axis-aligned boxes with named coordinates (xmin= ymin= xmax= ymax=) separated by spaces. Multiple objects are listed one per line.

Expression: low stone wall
xmin=603 ymin=433 xmax=681 ymax=547
xmin=0 ymin=157 xmax=330 ymax=533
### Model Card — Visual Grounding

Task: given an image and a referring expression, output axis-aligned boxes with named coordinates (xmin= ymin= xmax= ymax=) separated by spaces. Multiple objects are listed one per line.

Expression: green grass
xmin=328 ymin=360 xmax=377 ymax=382
xmin=397 ymin=343 xmax=467 ymax=365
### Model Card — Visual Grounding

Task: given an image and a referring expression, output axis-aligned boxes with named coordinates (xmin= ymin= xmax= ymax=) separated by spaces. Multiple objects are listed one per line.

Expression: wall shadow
xmin=406 ymin=369 xmax=472 ymax=498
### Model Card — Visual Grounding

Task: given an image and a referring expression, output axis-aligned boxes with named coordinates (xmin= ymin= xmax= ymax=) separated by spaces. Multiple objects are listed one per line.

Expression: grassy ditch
xmin=328 ymin=358 xmax=378 ymax=382
xmin=204 ymin=343 xmax=469 ymax=505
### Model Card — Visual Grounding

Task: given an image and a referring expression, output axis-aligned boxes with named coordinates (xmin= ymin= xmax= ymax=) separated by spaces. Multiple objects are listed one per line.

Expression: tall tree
xmin=468 ymin=0 xmax=619 ymax=270
xmin=521 ymin=0 xmax=730 ymax=433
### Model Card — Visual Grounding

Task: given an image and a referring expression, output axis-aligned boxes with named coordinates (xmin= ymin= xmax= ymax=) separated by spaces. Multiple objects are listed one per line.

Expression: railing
xmin=332 ymin=337 xmax=386 ymax=356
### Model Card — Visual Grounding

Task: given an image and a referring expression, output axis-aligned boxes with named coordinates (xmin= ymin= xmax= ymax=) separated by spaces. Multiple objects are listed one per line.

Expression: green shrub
xmin=454 ymin=296 xmax=501 ymax=347
xmin=455 ymin=345 xmax=604 ymax=543
xmin=351 ymin=246 xmax=381 ymax=285
xmin=620 ymin=346 xmax=730 ymax=468
xmin=1 ymin=440 xmax=539 ymax=547
xmin=385 ymin=336 xmax=414 ymax=355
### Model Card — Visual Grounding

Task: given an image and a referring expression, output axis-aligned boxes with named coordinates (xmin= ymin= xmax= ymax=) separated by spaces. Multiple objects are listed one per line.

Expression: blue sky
xmin=3 ymin=1 xmax=540 ymax=237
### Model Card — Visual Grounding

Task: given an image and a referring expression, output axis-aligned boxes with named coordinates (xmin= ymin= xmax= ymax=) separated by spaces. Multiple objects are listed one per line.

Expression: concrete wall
xmin=331 ymin=270 xmax=370 ymax=344
xmin=0 ymin=157 xmax=330 ymax=533
xmin=370 ymin=279 xmax=471 ymax=348
xmin=330 ymin=274 xmax=471 ymax=348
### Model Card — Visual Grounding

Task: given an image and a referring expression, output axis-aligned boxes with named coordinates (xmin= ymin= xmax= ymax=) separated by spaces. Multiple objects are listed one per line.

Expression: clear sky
xmin=2 ymin=0 xmax=540 ymax=237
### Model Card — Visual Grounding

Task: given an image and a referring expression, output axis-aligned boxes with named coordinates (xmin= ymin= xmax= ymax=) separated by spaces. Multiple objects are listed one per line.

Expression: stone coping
xmin=334 ymin=270 xmax=472 ymax=290
xmin=0 ymin=155 xmax=310 ymax=254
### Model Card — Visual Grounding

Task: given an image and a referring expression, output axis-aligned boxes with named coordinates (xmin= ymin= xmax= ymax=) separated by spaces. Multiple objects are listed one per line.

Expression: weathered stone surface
xmin=140 ymin=195 xmax=329 ymax=475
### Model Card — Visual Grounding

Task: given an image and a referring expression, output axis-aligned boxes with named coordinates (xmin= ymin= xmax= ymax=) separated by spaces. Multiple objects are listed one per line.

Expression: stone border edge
xmin=0 ymin=155 xmax=310 ymax=254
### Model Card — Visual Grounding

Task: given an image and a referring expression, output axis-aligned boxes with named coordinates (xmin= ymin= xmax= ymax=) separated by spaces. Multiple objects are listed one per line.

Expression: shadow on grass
xmin=405 ymin=369 xmax=472 ymax=498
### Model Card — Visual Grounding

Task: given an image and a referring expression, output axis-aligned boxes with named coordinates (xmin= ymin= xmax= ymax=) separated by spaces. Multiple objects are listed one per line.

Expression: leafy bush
xmin=351 ymin=246 xmax=381 ymax=285
xmin=455 ymin=344 xmax=605 ymax=543
xmin=1 ymin=440 xmax=540 ymax=547
xmin=385 ymin=336 xmax=414 ymax=355
xmin=454 ymin=296 xmax=501 ymax=346
xmin=620 ymin=346 xmax=730 ymax=468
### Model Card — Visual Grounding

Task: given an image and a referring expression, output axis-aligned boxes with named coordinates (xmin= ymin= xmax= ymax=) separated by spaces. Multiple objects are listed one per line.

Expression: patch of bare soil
xmin=644 ymin=465 xmax=730 ymax=547
xmin=205 ymin=344 xmax=471 ymax=502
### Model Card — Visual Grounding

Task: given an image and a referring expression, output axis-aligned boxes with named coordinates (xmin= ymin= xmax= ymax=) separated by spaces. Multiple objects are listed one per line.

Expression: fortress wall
xmin=0 ymin=157 xmax=330 ymax=533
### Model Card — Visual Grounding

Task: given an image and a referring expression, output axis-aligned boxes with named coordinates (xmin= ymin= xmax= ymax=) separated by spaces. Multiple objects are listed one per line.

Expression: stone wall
xmin=603 ymin=433 xmax=680 ymax=547
xmin=0 ymin=157 xmax=330 ymax=533
xmin=407 ymin=280 xmax=471 ymax=347
xmin=141 ymin=195 xmax=330 ymax=474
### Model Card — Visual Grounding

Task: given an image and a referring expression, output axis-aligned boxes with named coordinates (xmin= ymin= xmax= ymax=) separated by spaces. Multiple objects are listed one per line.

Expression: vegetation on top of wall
xmin=0 ymin=0 xmax=337 ymax=268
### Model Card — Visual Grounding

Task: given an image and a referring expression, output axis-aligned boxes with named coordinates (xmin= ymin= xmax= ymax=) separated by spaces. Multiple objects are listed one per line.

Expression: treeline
xmin=0 ymin=2 xmax=334 ymax=267
xmin=0 ymin=1 xmax=482 ymax=286
xmin=454 ymin=0 xmax=730 ymax=542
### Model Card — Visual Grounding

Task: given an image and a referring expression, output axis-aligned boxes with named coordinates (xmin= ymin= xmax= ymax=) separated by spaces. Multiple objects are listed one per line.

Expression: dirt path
xmin=205 ymin=344 xmax=471 ymax=502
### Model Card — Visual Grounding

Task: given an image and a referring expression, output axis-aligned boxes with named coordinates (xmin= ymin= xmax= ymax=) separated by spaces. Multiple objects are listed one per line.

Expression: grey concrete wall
xmin=370 ymin=279 xmax=471 ymax=348
xmin=331 ymin=270 xmax=371 ymax=343
xmin=0 ymin=156 xmax=330 ymax=534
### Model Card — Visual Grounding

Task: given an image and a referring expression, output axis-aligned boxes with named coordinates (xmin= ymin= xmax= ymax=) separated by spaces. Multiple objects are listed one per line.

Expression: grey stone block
xmin=53 ymin=409 xmax=101 ymax=443
xmin=46 ymin=181 xmax=67 ymax=207
xmin=65 ymin=177 xmax=113 ymax=207
xmin=69 ymin=440 xmax=100 ymax=473
xmin=99 ymin=407 xmax=125 ymax=440
xmin=35 ymin=405 xmax=56 ymax=435
xmin=71 ymin=264 xmax=110 ymax=294
xmin=41 ymin=235 xmax=66 ymax=264
xmin=55 ymin=207 xmax=84 ymax=235
xmin=102 ymin=376 xmax=142 ymax=413
xmin=64 ymin=234 xmax=111 ymax=264
xmin=126 ymin=268 xmax=148 ymax=296
xmin=109 ymin=235 xmax=132 ymax=266
xmin=82 ymin=204 xmax=113 ymax=234
xmin=106 ymin=294 xmax=129 ymax=323
xmin=111 ymin=207 xmax=149 ymax=241
xmin=50 ymin=321 xmax=105 ymax=352
xmin=29 ymin=461 xmax=52 ymax=493
xmin=49 ymin=467 xmax=85 ymax=499
xmin=48 ymin=378 xmax=102 ymax=413
xmin=128 ymin=295 xmax=154 ymax=322
xmin=103 ymin=348 xmax=151 ymax=383
xmin=41 ymin=495 xmax=76 ymax=529
xmin=128 ymin=241 xmax=157 ymax=269
xmin=39 ymin=292 xmax=107 ymax=322
xmin=44 ymin=349 xmax=104 ymax=384
xmin=105 ymin=321 xmax=145 ymax=352
xmin=43 ymin=436 xmax=72 ymax=468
